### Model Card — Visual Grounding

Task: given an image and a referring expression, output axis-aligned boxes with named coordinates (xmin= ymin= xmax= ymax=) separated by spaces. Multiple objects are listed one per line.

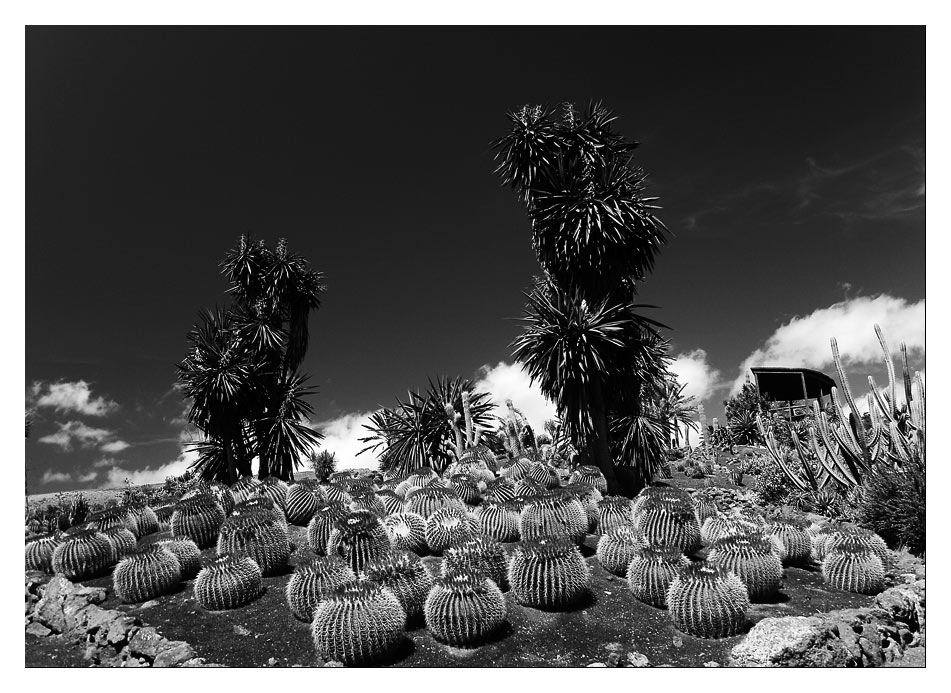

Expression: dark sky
xmin=25 ymin=26 xmax=926 ymax=491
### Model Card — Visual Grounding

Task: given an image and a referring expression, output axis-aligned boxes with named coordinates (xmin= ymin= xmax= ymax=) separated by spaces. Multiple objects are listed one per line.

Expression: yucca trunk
xmin=588 ymin=375 xmax=622 ymax=495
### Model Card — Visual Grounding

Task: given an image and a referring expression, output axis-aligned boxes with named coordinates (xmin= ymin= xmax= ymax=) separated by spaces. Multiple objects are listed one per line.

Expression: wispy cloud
xmin=41 ymin=470 xmax=73 ymax=484
xmin=100 ymin=440 xmax=131 ymax=453
xmin=29 ymin=380 xmax=118 ymax=417
xmin=38 ymin=421 xmax=116 ymax=451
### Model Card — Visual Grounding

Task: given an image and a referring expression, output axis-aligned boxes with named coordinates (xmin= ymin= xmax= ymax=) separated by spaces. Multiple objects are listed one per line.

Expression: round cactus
xmin=194 ymin=553 xmax=264 ymax=610
xmin=596 ymin=525 xmax=645 ymax=576
xmin=764 ymin=521 xmax=812 ymax=566
xmin=809 ymin=521 xmax=842 ymax=563
xmin=155 ymin=538 xmax=202 ymax=579
xmin=404 ymin=486 xmax=465 ymax=520
xmin=597 ymin=496 xmax=636 ymax=535
xmin=307 ymin=502 xmax=348 ymax=554
xmin=233 ymin=496 xmax=288 ymax=532
xmin=693 ymin=497 xmax=719 ymax=526
xmin=382 ymin=512 xmax=428 ymax=555
xmin=322 ymin=482 xmax=353 ymax=507
xmin=634 ymin=495 xmax=702 ymax=554
xmin=51 ymin=528 xmax=115 ymax=580
xmin=87 ymin=506 xmax=138 ymax=536
xmin=473 ymin=500 xmax=520 ymax=543
xmin=217 ymin=509 xmax=290 ymax=577
xmin=340 ymin=476 xmax=379 ymax=495
xmin=102 ymin=526 xmax=138 ymax=561
xmin=312 ymin=580 xmax=406 ymax=666
xmin=502 ymin=458 xmax=532 ymax=482
xmin=285 ymin=481 xmax=323 ymax=525
xmin=519 ymin=490 xmax=587 ymax=544
xmin=425 ymin=506 xmax=478 ymax=555
xmin=568 ymin=465 xmax=608 ymax=493
xmin=424 ymin=568 xmax=506 ymax=647
xmin=527 ymin=463 xmax=560 ymax=489
xmin=375 ymin=490 xmax=405 ymax=517
xmin=707 ymin=535 xmax=784 ymax=601
xmin=667 ymin=562 xmax=751 ymax=639
xmin=229 ymin=476 xmax=261 ymax=505
xmin=154 ymin=505 xmax=175 ymax=533
xmin=631 ymin=485 xmax=694 ymax=521
xmin=822 ymin=539 xmax=885 ymax=595
xmin=508 ymin=537 xmax=590 ymax=610
xmin=824 ymin=527 xmax=893 ymax=571
xmin=170 ymin=495 xmax=225 ymax=549
xmin=393 ymin=478 xmax=421 ymax=500
xmin=626 ymin=544 xmax=691 ymax=608
xmin=361 ymin=551 xmax=434 ymax=626
xmin=252 ymin=476 xmax=289 ymax=511
xmin=329 ymin=470 xmax=359 ymax=482
xmin=405 ymin=467 xmax=438 ymax=487
xmin=113 ymin=544 xmax=182 ymax=603
xmin=514 ymin=476 xmax=547 ymax=498
xmin=26 ymin=532 xmax=61 ymax=573
xmin=700 ymin=513 xmax=757 ymax=546
xmin=484 ymin=478 xmax=519 ymax=504
xmin=349 ymin=490 xmax=386 ymax=517
xmin=286 ymin=554 xmax=356 ymax=621
xmin=443 ymin=536 xmax=509 ymax=590
xmin=448 ymin=474 xmax=482 ymax=505
xmin=327 ymin=510 xmax=393 ymax=573
xmin=563 ymin=483 xmax=603 ymax=532
xmin=126 ymin=504 xmax=160 ymax=537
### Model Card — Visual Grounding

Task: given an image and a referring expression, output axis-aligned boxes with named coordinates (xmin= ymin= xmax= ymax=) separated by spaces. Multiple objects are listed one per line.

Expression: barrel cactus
xmin=87 ymin=506 xmax=138 ymax=536
xmin=285 ymin=481 xmax=323 ymax=526
xmin=514 ymin=476 xmax=547 ymax=498
xmin=233 ymin=496 xmax=288 ymax=532
xmin=195 ymin=553 xmax=264 ymax=610
xmin=526 ymin=462 xmax=560 ymax=489
xmin=626 ymin=544 xmax=691 ymax=608
xmin=693 ymin=497 xmax=719 ymax=526
xmin=171 ymin=495 xmax=225 ymax=549
xmin=700 ymin=513 xmax=756 ymax=546
xmin=822 ymin=539 xmax=886 ymax=595
xmin=312 ymin=580 xmax=406 ymax=666
xmin=667 ymin=562 xmax=751 ymax=639
xmin=424 ymin=506 xmax=478 ymax=555
xmin=597 ymin=496 xmax=636 ymax=535
xmin=508 ymin=537 xmax=590 ymax=610
xmin=102 ymin=526 xmax=138 ymax=561
xmin=501 ymin=458 xmax=532 ymax=482
xmin=217 ymin=509 xmax=290 ymax=577
xmin=405 ymin=486 xmax=465 ymax=520
xmin=595 ymin=525 xmax=645 ymax=576
xmin=51 ymin=528 xmax=114 ymax=580
xmin=635 ymin=496 xmax=702 ymax=554
xmin=824 ymin=527 xmax=893 ymax=572
xmin=286 ymin=554 xmax=356 ymax=621
xmin=361 ymin=551 xmax=434 ymax=626
xmin=424 ymin=568 xmax=506 ymax=647
xmin=113 ymin=544 xmax=182 ymax=603
xmin=448 ymin=475 xmax=482 ymax=505
xmin=327 ymin=510 xmax=393 ymax=573
xmin=155 ymin=538 xmax=202 ymax=579
xmin=442 ymin=536 xmax=509 ymax=590
xmin=323 ymin=482 xmax=353 ymax=507
xmin=154 ymin=505 xmax=175 ymax=533
xmin=568 ymin=465 xmax=608 ymax=494
xmin=484 ymin=478 xmax=518 ymax=504
xmin=631 ymin=485 xmax=694 ymax=521
xmin=473 ymin=500 xmax=520 ymax=543
xmin=26 ymin=532 xmax=61 ymax=573
xmin=519 ymin=490 xmax=587 ymax=544
xmin=229 ymin=476 xmax=261 ymax=505
xmin=563 ymin=483 xmax=603 ymax=532
xmin=126 ymin=503 xmax=160 ymax=537
xmin=253 ymin=476 xmax=289 ymax=511
xmin=764 ymin=521 xmax=812 ymax=566
xmin=307 ymin=502 xmax=348 ymax=554
xmin=349 ymin=490 xmax=386 ymax=517
xmin=376 ymin=490 xmax=405 ymax=517
xmin=381 ymin=512 xmax=428 ymax=555
xmin=707 ymin=535 xmax=784 ymax=601
xmin=405 ymin=467 xmax=438 ymax=488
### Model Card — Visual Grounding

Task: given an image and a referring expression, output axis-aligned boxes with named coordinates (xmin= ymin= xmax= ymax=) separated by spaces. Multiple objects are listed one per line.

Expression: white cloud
xmin=312 ymin=411 xmax=381 ymax=471
xmin=732 ymin=294 xmax=925 ymax=394
xmin=669 ymin=349 xmax=724 ymax=403
xmin=76 ymin=471 xmax=98 ymax=483
xmin=100 ymin=446 xmax=199 ymax=489
xmin=30 ymin=380 xmax=118 ymax=417
xmin=100 ymin=440 xmax=130 ymax=453
xmin=93 ymin=457 xmax=119 ymax=468
xmin=41 ymin=470 xmax=72 ymax=484
xmin=38 ymin=421 xmax=115 ymax=451
xmin=473 ymin=361 xmax=558 ymax=431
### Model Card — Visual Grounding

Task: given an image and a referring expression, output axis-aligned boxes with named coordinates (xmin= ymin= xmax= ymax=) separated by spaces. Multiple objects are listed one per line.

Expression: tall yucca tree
xmin=659 ymin=378 xmax=700 ymax=448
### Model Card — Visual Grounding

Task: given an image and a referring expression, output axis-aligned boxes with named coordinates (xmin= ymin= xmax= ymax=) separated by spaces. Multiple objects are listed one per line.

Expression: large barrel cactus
xmin=635 ymin=496 xmax=702 ymax=554
xmin=484 ymin=478 xmax=519 ymax=504
xmin=823 ymin=527 xmax=893 ymax=572
xmin=361 ymin=551 xmax=434 ymax=626
xmin=405 ymin=486 xmax=465 ymax=520
xmin=217 ymin=509 xmax=290 ymax=577
xmin=233 ymin=496 xmax=288 ymax=532
xmin=327 ymin=510 xmax=392 ymax=573
xmin=693 ymin=497 xmax=719 ymax=526
xmin=229 ymin=476 xmax=261 ymax=505
xmin=171 ymin=495 xmax=225 ymax=549
xmin=322 ymin=482 xmax=353 ymax=507
xmin=501 ymin=458 xmax=532 ymax=482
xmin=286 ymin=554 xmax=356 ymax=621
xmin=312 ymin=580 xmax=406 ymax=666
xmin=87 ymin=507 xmax=138 ymax=536
xmin=307 ymin=502 xmax=348 ymax=555
xmin=626 ymin=544 xmax=691 ymax=608
xmin=595 ymin=525 xmax=645 ymax=576
xmin=156 ymin=538 xmax=202 ymax=579
xmin=568 ymin=465 xmax=608 ymax=494
xmin=376 ymin=490 xmax=405 ymax=517
xmin=26 ymin=532 xmax=61 ymax=573
xmin=448 ymin=475 xmax=482 ymax=505
xmin=700 ymin=513 xmax=757 ymax=546
xmin=508 ymin=537 xmax=590 ymax=610
xmin=425 ymin=506 xmax=478 ymax=555
xmin=514 ymin=477 xmax=547 ymax=498
xmin=113 ymin=544 xmax=182 ymax=603
xmin=473 ymin=500 xmax=520 ymax=543
xmin=154 ymin=505 xmax=175 ymax=533
xmin=764 ymin=521 xmax=812 ymax=566
xmin=253 ymin=476 xmax=289 ymax=511
xmin=51 ymin=528 xmax=114 ymax=580
xmin=563 ymin=483 xmax=603 ymax=532
xmin=631 ymin=485 xmax=694 ymax=521
xmin=527 ymin=462 xmax=560 ymax=490
xmin=102 ymin=527 xmax=138 ymax=561
xmin=707 ymin=534 xmax=784 ymax=601
xmin=195 ymin=553 xmax=264 ymax=610
xmin=285 ymin=480 xmax=324 ymax=526
xmin=597 ymin=496 xmax=636 ymax=535
xmin=822 ymin=539 xmax=885 ymax=595
xmin=349 ymin=490 xmax=386 ymax=517
xmin=382 ymin=512 xmax=428 ymax=555
xmin=442 ymin=536 xmax=509 ymax=590
xmin=126 ymin=503 xmax=160 ymax=537
xmin=424 ymin=568 xmax=506 ymax=647
xmin=667 ymin=562 xmax=751 ymax=639
xmin=519 ymin=490 xmax=587 ymax=544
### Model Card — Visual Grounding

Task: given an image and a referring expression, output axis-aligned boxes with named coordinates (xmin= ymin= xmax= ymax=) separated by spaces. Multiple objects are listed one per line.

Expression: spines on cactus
xmin=361 ymin=550 xmax=435 ymax=626
xmin=527 ymin=463 xmax=559 ymax=489
xmin=425 ymin=506 xmax=478 ymax=555
xmin=253 ymin=476 xmax=289 ymax=511
xmin=87 ymin=507 xmax=138 ymax=536
xmin=375 ymin=490 xmax=405 ymax=517
xmin=229 ymin=476 xmax=261 ymax=505
xmin=404 ymin=486 xmax=466 ymax=520
xmin=156 ymin=538 xmax=202 ymax=579
xmin=595 ymin=525 xmax=645 ymax=576
xmin=285 ymin=482 xmax=324 ymax=525
xmin=473 ymin=500 xmax=520 ymax=543
xmin=217 ymin=509 xmax=290 ymax=577
xmin=508 ymin=537 xmax=591 ymax=610
xmin=563 ymin=483 xmax=603 ymax=532
xmin=154 ymin=505 xmax=175 ymax=533
xmin=349 ymin=490 xmax=386 ymax=517
xmin=194 ymin=553 xmax=264 ymax=610
xmin=126 ymin=504 xmax=160 ymax=537
xmin=307 ymin=502 xmax=348 ymax=555
xmin=442 ymin=536 xmax=509 ymax=590
xmin=707 ymin=534 xmax=784 ymax=601
xmin=424 ymin=568 xmax=507 ymax=647
xmin=501 ymin=458 xmax=532 ymax=482
xmin=631 ymin=485 xmax=694 ymax=522
xmin=382 ymin=512 xmax=428 ymax=555
xmin=764 ymin=521 xmax=812 ymax=566
xmin=626 ymin=544 xmax=691 ymax=608
xmin=448 ymin=475 xmax=482 ymax=505
xmin=233 ymin=496 xmax=288 ymax=532
xmin=823 ymin=527 xmax=893 ymax=572
xmin=26 ymin=532 xmax=62 ymax=573
xmin=484 ymin=478 xmax=518 ymax=504
xmin=822 ymin=539 xmax=886 ymax=595
xmin=327 ymin=510 xmax=393 ymax=573
xmin=51 ymin=528 xmax=115 ymax=580
xmin=693 ymin=498 xmax=719 ymax=526
xmin=634 ymin=496 xmax=701 ymax=554
xmin=285 ymin=554 xmax=357 ymax=622
xmin=519 ymin=490 xmax=587 ymax=544
xmin=170 ymin=495 xmax=226 ymax=549
xmin=568 ymin=465 xmax=608 ymax=494
xmin=700 ymin=513 xmax=756 ymax=546
xmin=514 ymin=477 xmax=547 ymax=498
xmin=112 ymin=544 xmax=182 ymax=603
xmin=666 ymin=562 xmax=751 ymax=639
xmin=596 ymin=496 xmax=636 ymax=535
xmin=323 ymin=482 xmax=353 ymax=507
xmin=102 ymin=527 xmax=138 ymax=561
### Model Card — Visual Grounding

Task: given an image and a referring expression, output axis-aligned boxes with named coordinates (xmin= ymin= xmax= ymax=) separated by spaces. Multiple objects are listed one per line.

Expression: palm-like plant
xmin=658 ymin=378 xmax=699 ymax=448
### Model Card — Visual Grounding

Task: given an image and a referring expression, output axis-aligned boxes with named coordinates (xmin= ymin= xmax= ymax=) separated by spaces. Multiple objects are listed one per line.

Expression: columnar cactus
xmin=568 ymin=465 xmax=608 ymax=493
xmin=519 ymin=490 xmax=587 ymax=544
xmin=508 ymin=537 xmax=591 ymax=610
xmin=194 ymin=553 xmax=264 ymax=610
xmin=286 ymin=554 xmax=356 ymax=621
xmin=126 ymin=504 xmax=160 ymax=537
xmin=484 ymin=478 xmax=518 ymax=504
xmin=424 ymin=569 xmax=507 ymax=647
xmin=170 ymin=496 xmax=225 ymax=549
xmin=375 ymin=490 xmax=405 ymax=517
xmin=635 ymin=497 xmax=702 ymax=554
xmin=25 ymin=532 xmax=61 ymax=573
xmin=448 ymin=475 xmax=481 ymax=505
xmin=156 ymin=538 xmax=202 ymax=579
xmin=667 ymin=562 xmax=751 ymax=639
xmin=307 ymin=502 xmax=349 ymax=555
xmin=113 ymin=544 xmax=182 ymax=603
xmin=102 ymin=527 xmax=138 ymax=561
xmin=285 ymin=481 xmax=324 ymax=525
xmin=425 ymin=506 xmax=478 ymax=554
xmin=597 ymin=496 xmax=636 ymax=535
xmin=312 ymin=580 xmax=407 ymax=666
xmin=327 ymin=510 xmax=393 ymax=573
xmin=822 ymin=539 xmax=886 ymax=595
xmin=217 ymin=510 xmax=290 ymax=577
xmin=595 ymin=525 xmax=645 ymax=576
xmin=361 ymin=551 xmax=435 ymax=626
xmin=527 ymin=463 xmax=559 ymax=489
xmin=707 ymin=535 xmax=784 ymax=601
xmin=404 ymin=486 xmax=466 ymax=520
xmin=764 ymin=521 xmax=812 ymax=566
xmin=473 ymin=500 xmax=520 ymax=543
xmin=442 ymin=536 xmax=509 ymax=590
xmin=626 ymin=544 xmax=691 ymax=608
xmin=229 ymin=476 xmax=261 ymax=505
xmin=51 ymin=529 xmax=115 ymax=580
xmin=382 ymin=512 xmax=428 ymax=555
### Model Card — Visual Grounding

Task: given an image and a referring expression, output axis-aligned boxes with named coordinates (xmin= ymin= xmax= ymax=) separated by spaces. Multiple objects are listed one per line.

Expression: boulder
xmin=25 ymin=622 xmax=51 ymax=637
xmin=128 ymin=626 xmax=164 ymax=660
xmin=33 ymin=577 xmax=107 ymax=634
xmin=106 ymin=615 xmax=141 ymax=647
xmin=874 ymin=585 xmax=923 ymax=631
xmin=730 ymin=616 xmax=854 ymax=667
xmin=153 ymin=641 xmax=197 ymax=668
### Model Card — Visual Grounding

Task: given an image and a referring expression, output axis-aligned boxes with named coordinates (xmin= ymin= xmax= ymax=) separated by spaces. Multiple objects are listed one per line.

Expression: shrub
xmin=309 ymin=450 xmax=337 ymax=482
xmin=113 ymin=544 xmax=182 ymax=603
xmin=195 ymin=554 xmax=264 ymax=610
xmin=424 ymin=569 xmax=506 ymax=647
xmin=855 ymin=457 xmax=925 ymax=557
xmin=285 ymin=555 xmax=356 ymax=622
xmin=312 ymin=580 xmax=406 ymax=665
xmin=754 ymin=456 xmax=793 ymax=506
xmin=667 ymin=563 xmax=751 ymax=639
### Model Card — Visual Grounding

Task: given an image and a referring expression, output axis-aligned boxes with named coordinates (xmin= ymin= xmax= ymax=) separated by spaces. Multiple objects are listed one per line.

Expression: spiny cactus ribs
xmin=627 ymin=544 xmax=690 ymax=608
xmin=514 ymin=477 xmax=547 ymax=498
xmin=195 ymin=553 xmax=264 ymax=610
xmin=568 ymin=465 xmax=608 ymax=494
xmin=230 ymin=476 xmax=261 ymax=505
xmin=448 ymin=475 xmax=482 ymax=505
xmin=327 ymin=510 xmax=393 ymax=573
xmin=635 ymin=496 xmax=701 ymax=554
xmin=113 ymin=544 xmax=182 ymax=603
xmin=822 ymin=539 xmax=886 ymax=595
xmin=87 ymin=507 xmax=137 ymax=536
xmin=484 ymin=478 xmax=519 ymax=504
xmin=693 ymin=498 xmax=719 ymax=526
xmin=425 ymin=568 xmax=507 ymax=647
xmin=473 ymin=501 xmax=520 ymax=543
xmin=126 ymin=504 xmax=160 ymax=537
xmin=823 ymin=527 xmax=893 ymax=572
xmin=233 ymin=496 xmax=288 ymax=532
xmin=361 ymin=551 xmax=434 ymax=626
xmin=350 ymin=490 xmax=386 ymax=517
xmin=382 ymin=512 xmax=428 ymax=555
xmin=285 ymin=481 xmax=323 ymax=525
xmin=26 ymin=532 xmax=61 ymax=573
xmin=707 ymin=535 xmax=784 ymax=601
xmin=764 ymin=521 xmax=812 ymax=566
xmin=156 ymin=538 xmax=202 ymax=579
xmin=404 ymin=486 xmax=465 ymax=520
xmin=308 ymin=502 xmax=348 ymax=555
xmin=596 ymin=525 xmax=644 ymax=577
xmin=254 ymin=476 xmax=289 ymax=511
xmin=502 ymin=458 xmax=532 ymax=482
xmin=171 ymin=495 xmax=226 ymax=549
xmin=425 ymin=506 xmax=478 ymax=555
xmin=631 ymin=485 xmax=694 ymax=521
xmin=286 ymin=554 xmax=357 ymax=621
xmin=51 ymin=529 xmax=114 ymax=581
xmin=667 ymin=562 xmax=751 ymax=639
xmin=312 ymin=580 xmax=406 ymax=666
xmin=102 ymin=527 xmax=138 ymax=561
xmin=323 ymin=482 xmax=353 ymax=506
xmin=700 ymin=513 xmax=758 ymax=546
xmin=375 ymin=490 xmax=405 ymax=517
xmin=519 ymin=490 xmax=587 ymax=544
xmin=154 ymin=505 xmax=175 ymax=533
xmin=508 ymin=538 xmax=590 ymax=610
xmin=443 ymin=536 xmax=509 ymax=590
xmin=527 ymin=463 xmax=559 ymax=489
xmin=597 ymin=496 xmax=635 ymax=535
xmin=563 ymin=483 xmax=603 ymax=532
xmin=217 ymin=509 xmax=290 ymax=577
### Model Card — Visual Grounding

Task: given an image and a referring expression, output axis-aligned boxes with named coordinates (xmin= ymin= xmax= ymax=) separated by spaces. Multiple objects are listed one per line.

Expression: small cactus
xmin=126 ymin=504 xmax=160 ymax=537
xmin=442 ymin=536 xmax=509 ymax=590
xmin=327 ymin=510 xmax=393 ymax=573
xmin=361 ymin=551 xmax=434 ymax=626
xmin=155 ymin=538 xmax=202 ymax=579
xmin=519 ymin=490 xmax=587 ymax=544
xmin=307 ymin=502 xmax=348 ymax=554
xmin=424 ymin=568 xmax=507 ymax=647
xmin=25 ymin=532 xmax=61 ymax=573
xmin=286 ymin=554 xmax=356 ymax=621
xmin=102 ymin=527 xmax=138 ymax=561
xmin=51 ymin=529 xmax=114 ymax=580
xmin=473 ymin=500 xmax=520 ymax=543
xmin=667 ymin=562 xmax=751 ymax=639
xmin=382 ymin=512 xmax=428 ymax=555
xmin=217 ymin=510 xmax=290 ymax=577
xmin=170 ymin=495 xmax=225 ymax=549
xmin=626 ymin=544 xmax=690 ymax=608
xmin=285 ymin=481 xmax=324 ymax=525
xmin=764 ymin=521 xmax=812 ymax=566
xmin=596 ymin=496 xmax=635 ymax=535
xmin=113 ymin=544 xmax=182 ymax=603
xmin=404 ymin=486 xmax=465 ymax=520
xmin=707 ymin=535 xmax=784 ymax=601
xmin=568 ymin=465 xmax=608 ymax=493
xmin=635 ymin=496 xmax=702 ymax=554
xmin=376 ymin=490 xmax=405 ymax=516
xmin=508 ymin=537 xmax=590 ymax=610
xmin=425 ymin=506 xmax=478 ymax=554
xmin=595 ymin=525 xmax=645 ymax=576
xmin=822 ymin=539 xmax=885 ymax=595
xmin=194 ymin=553 xmax=264 ymax=610
xmin=312 ymin=580 xmax=406 ymax=666
xmin=484 ymin=478 xmax=518 ymax=503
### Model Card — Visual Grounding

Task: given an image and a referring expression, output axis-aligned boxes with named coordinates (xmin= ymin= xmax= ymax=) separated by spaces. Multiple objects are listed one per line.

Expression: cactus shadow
xmin=578 ymin=543 xmax=597 ymax=559
xmin=381 ymin=636 xmax=416 ymax=665
xmin=753 ymin=590 xmax=790 ymax=605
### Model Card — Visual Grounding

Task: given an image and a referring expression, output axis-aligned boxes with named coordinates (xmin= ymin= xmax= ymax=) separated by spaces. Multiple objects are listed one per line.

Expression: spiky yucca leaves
xmin=443 ymin=536 xmax=509 ymax=590
xmin=102 ymin=527 xmax=138 ymax=561
xmin=569 ymin=465 xmax=608 ymax=494
xmin=376 ymin=490 xmax=405 ymax=517
xmin=822 ymin=540 xmax=886 ymax=595
xmin=87 ymin=507 xmax=138 ymax=536
xmin=626 ymin=544 xmax=690 ymax=608
xmin=404 ymin=486 xmax=466 ymax=520
xmin=635 ymin=496 xmax=701 ymax=554
xmin=361 ymin=551 xmax=434 ymax=626
xmin=286 ymin=555 xmax=356 ymax=622
xmin=448 ymin=475 xmax=482 ymax=505
xmin=156 ymin=538 xmax=202 ymax=579
xmin=424 ymin=569 xmax=506 ymax=647
xmin=307 ymin=502 xmax=348 ymax=555
xmin=519 ymin=490 xmax=588 ymax=544
xmin=253 ymin=476 xmax=289 ymax=512
xmin=824 ymin=527 xmax=893 ymax=572
xmin=230 ymin=476 xmax=261 ymax=505
xmin=285 ymin=481 xmax=323 ymax=525
xmin=473 ymin=500 xmax=520 ymax=543
xmin=126 ymin=504 xmax=160 ymax=537
xmin=171 ymin=496 xmax=226 ymax=549
xmin=563 ymin=483 xmax=603 ymax=532
xmin=327 ymin=510 xmax=393 ymax=573
xmin=154 ymin=505 xmax=175 ymax=533
xmin=312 ymin=580 xmax=407 ymax=665
xmin=217 ymin=510 xmax=290 ymax=577
xmin=597 ymin=496 xmax=636 ymax=535
xmin=707 ymin=535 xmax=784 ymax=601
xmin=596 ymin=525 xmax=645 ymax=576
xmin=667 ymin=563 xmax=751 ymax=639
xmin=424 ymin=506 xmax=478 ymax=555
xmin=382 ymin=512 xmax=428 ymax=555
xmin=700 ymin=513 xmax=757 ymax=546
xmin=349 ymin=490 xmax=386 ymax=517
xmin=26 ymin=532 xmax=61 ymax=573
xmin=509 ymin=537 xmax=591 ymax=610
xmin=484 ymin=478 xmax=519 ymax=504
xmin=51 ymin=529 xmax=114 ymax=580
xmin=195 ymin=554 xmax=264 ymax=610
xmin=527 ymin=463 xmax=560 ymax=489
xmin=113 ymin=544 xmax=182 ymax=603
xmin=764 ymin=521 xmax=812 ymax=566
